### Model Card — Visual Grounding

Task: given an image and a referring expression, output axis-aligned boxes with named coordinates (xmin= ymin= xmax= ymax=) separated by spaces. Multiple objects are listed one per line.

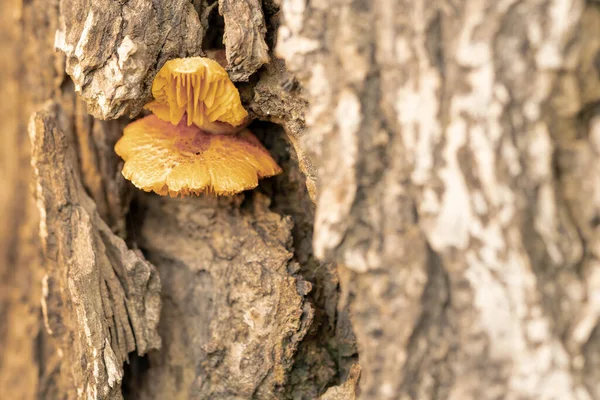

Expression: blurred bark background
xmin=1 ymin=0 xmax=600 ymax=399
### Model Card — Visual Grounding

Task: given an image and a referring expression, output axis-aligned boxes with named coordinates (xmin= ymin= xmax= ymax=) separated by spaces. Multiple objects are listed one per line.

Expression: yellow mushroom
xmin=115 ymin=115 xmax=281 ymax=197
xmin=145 ymin=57 xmax=248 ymax=131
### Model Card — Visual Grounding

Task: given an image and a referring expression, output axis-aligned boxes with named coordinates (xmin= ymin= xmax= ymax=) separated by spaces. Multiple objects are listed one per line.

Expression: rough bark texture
xmin=56 ymin=0 xmax=204 ymax=119
xmin=320 ymin=364 xmax=361 ymax=400
xmin=3 ymin=0 xmax=600 ymax=399
xmin=30 ymin=102 xmax=161 ymax=399
xmin=277 ymin=0 xmax=600 ymax=398
xmin=219 ymin=0 xmax=270 ymax=81
xmin=132 ymin=193 xmax=311 ymax=399
xmin=250 ymin=57 xmax=317 ymax=201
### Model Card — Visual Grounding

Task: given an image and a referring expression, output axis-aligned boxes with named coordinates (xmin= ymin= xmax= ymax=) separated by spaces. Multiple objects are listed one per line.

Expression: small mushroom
xmin=145 ymin=57 xmax=248 ymax=132
xmin=115 ymin=115 xmax=281 ymax=197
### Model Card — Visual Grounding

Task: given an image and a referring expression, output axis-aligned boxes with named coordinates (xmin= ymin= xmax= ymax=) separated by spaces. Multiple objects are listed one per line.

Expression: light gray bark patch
xmin=55 ymin=0 xmax=204 ymax=119
xmin=29 ymin=102 xmax=161 ymax=399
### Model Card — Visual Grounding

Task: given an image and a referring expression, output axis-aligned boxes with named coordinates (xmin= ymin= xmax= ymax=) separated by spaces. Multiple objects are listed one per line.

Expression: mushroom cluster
xmin=115 ymin=57 xmax=281 ymax=197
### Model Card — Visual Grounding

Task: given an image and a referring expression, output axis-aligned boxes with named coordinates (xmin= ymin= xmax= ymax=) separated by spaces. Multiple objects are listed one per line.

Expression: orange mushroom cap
xmin=115 ymin=115 xmax=281 ymax=197
xmin=145 ymin=57 xmax=248 ymax=130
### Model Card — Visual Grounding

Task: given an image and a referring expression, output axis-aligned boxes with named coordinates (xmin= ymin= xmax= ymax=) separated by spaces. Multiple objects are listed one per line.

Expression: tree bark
xmin=1 ymin=0 xmax=600 ymax=400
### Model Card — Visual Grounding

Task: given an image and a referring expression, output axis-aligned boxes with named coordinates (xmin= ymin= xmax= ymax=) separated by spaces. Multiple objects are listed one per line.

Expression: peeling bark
xmin=56 ymin=0 xmax=204 ymax=119
xmin=219 ymin=0 xmax=270 ymax=81
xmin=30 ymin=102 xmax=161 ymax=399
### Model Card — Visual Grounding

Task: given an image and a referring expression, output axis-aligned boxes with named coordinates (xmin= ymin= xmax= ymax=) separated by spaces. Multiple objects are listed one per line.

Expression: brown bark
xmin=277 ymin=0 xmax=600 ymax=398
xmin=30 ymin=102 xmax=161 ymax=398
xmin=2 ymin=0 xmax=600 ymax=399
xmin=219 ymin=0 xmax=270 ymax=81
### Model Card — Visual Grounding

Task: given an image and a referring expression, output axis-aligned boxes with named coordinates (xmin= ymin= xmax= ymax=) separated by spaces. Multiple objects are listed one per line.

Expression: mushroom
xmin=115 ymin=56 xmax=281 ymax=197
xmin=115 ymin=114 xmax=281 ymax=197
xmin=144 ymin=57 xmax=248 ymax=133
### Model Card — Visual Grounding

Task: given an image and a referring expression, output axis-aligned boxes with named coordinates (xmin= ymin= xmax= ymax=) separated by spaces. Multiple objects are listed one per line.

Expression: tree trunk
xmin=1 ymin=0 xmax=599 ymax=399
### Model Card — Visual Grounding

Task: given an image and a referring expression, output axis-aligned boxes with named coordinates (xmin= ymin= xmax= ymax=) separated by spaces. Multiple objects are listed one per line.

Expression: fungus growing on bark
xmin=115 ymin=115 xmax=281 ymax=196
xmin=145 ymin=57 xmax=248 ymax=131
